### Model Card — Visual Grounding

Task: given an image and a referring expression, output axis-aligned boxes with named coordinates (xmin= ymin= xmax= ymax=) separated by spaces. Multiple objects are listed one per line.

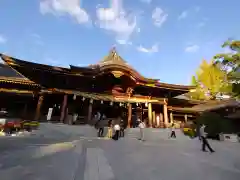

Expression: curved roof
xmin=0 ymin=50 xmax=194 ymax=92
xmin=94 ymin=48 xmax=159 ymax=83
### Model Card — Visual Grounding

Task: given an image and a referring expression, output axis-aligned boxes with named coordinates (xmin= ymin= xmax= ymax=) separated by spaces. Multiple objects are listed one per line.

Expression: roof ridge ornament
xmin=111 ymin=47 xmax=119 ymax=62
xmin=98 ymin=47 xmax=127 ymax=66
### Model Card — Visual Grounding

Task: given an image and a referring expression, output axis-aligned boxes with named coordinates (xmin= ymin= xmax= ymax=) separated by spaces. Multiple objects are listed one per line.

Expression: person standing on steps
xmin=199 ymin=124 xmax=215 ymax=153
xmin=138 ymin=120 xmax=146 ymax=141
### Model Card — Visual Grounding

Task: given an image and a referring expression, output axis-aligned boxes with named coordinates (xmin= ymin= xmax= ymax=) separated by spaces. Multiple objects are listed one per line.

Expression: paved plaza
xmin=0 ymin=123 xmax=240 ymax=180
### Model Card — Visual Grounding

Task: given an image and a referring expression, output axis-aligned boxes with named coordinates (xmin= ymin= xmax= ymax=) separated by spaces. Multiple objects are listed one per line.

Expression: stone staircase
xmin=38 ymin=123 xmax=98 ymax=138
xmin=125 ymin=128 xmax=192 ymax=141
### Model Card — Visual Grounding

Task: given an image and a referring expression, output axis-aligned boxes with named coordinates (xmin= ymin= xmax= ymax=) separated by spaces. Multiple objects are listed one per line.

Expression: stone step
xmin=125 ymin=128 xmax=192 ymax=141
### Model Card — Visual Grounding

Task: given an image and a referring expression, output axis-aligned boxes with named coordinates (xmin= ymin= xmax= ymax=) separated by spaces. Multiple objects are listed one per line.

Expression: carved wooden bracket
xmin=126 ymin=87 xmax=134 ymax=98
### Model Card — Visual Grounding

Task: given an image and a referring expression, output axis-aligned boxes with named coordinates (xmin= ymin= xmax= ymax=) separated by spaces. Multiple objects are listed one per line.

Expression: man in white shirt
xmin=138 ymin=121 xmax=145 ymax=141
xmin=113 ymin=123 xmax=120 ymax=140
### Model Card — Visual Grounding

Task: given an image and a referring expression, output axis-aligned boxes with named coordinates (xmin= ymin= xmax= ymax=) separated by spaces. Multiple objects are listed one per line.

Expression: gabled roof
xmin=168 ymin=99 xmax=240 ymax=113
xmin=191 ymin=99 xmax=240 ymax=112
xmin=0 ymin=50 xmax=194 ymax=94
xmin=0 ymin=63 xmax=25 ymax=78
xmin=0 ymin=63 xmax=39 ymax=86
xmin=0 ymin=54 xmax=71 ymax=75
xmin=93 ymin=48 xmax=159 ymax=83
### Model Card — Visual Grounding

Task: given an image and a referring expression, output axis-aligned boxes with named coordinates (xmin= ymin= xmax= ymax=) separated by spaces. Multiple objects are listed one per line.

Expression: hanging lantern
xmin=136 ymin=103 xmax=138 ymax=106
xmin=58 ymin=105 xmax=61 ymax=109
xmin=90 ymin=99 xmax=93 ymax=104
xmin=73 ymin=94 xmax=76 ymax=100
xmin=82 ymin=97 xmax=85 ymax=101
xmin=101 ymin=100 xmax=103 ymax=104
xmin=145 ymin=102 xmax=148 ymax=107
xmin=110 ymin=101 xmax=113 ymax=106
xmin=119 ymin=102 xmax=122 ymax=106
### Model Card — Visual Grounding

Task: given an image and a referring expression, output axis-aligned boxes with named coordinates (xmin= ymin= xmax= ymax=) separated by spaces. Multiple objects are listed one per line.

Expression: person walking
xmin=95 ymin=112 xmax=104 ymax=137
xmin=96 ymin=120 xmax=104 ymax=137
xmin=107 ymin=120 xmax=113 ymax=138
xmin=120 ymin=119 xmax=125 ymax=137
xmin=138 ymin=120 xmax=145 ymax=141
xmin=113 ymin=123 xmax=120 ymax=140
xmin=199 ymin=124 xmax=215 ymax=153
xmin=170 ymin=123 xmax=176 ymax=138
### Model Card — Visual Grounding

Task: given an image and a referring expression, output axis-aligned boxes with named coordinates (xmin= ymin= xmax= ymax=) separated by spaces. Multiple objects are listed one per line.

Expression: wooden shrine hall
xmin=0 ymin=48 xmax=195 ymax=128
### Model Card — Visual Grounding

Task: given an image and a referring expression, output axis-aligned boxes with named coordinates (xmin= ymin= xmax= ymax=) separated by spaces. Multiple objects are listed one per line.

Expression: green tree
xmin=214 ymin=40 xmax=240 ymax=98
xmin=188 ymin=60 xmax=232 ymax=100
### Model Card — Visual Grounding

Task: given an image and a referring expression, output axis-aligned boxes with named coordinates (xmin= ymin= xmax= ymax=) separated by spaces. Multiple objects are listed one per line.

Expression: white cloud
xmin=140 ymin=0 xmax=152 ymax=3
xmin=40 ymin=0 xmax=89 ymax=24
xmin=96 ymin=0 xmax=137 ymax=43
xmin=116 ymin=39 xmax=132 ymax=45
xmin=137 ymin=44 xmax=159 ymax=53
xmin=185 ymin=45 xmax=199 ymax=53
xmin=178 ymin=11 xmax=188 ymax=20
xmin=0 ymin=35 xmax=7 ymax=44
xmin=152 ymin=7 xmax=168 ymax=27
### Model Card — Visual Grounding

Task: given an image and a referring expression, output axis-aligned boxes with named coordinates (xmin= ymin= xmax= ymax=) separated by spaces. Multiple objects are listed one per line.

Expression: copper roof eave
xmin=168 ymin=106 xmax=200 ymax=113
xmin=0 ymin=76 xmax=40 ymax=86
xmin=0 ymin=88 xmax=35 ymax=94
xmin=170 ymin=97 xmax=205 ymax=105
xmin=0 ymin=54 xmax=71 ymax=75
xmin=137 ymin=82 xmax=194 ymax=92
xmin=70 ymin=65 xmax=100 ymax=74
xmin=191 ymin=99 xmax=240 ymax=112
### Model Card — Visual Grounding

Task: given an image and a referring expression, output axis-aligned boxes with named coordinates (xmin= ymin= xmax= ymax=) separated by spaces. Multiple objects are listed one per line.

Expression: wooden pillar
xmin=152 ymin=111 xmax=156 ymax=127
xmin=170 ymin=112 xmax=173 ymax=124
xmin=127 ymin=103 xmax=132 ymax=128
xmin=60 ymin=94 xmax=68 ymax=123
xmin=87 ymin=102 xmax=93 ymax=124
xmin=156 ymin=114 xmax=160 ymax=127
xmin=34 ymin=95 xmax=44 ymax=121
xmin=163 ymin=103 xmax=168 ymax=127
xmin=160 ymin=113 xmax=163 ymax=122
xmin=148 ymin=103 xmax=152 ymax=127
xmin=184 ymin=114 xmax=188 ymax=122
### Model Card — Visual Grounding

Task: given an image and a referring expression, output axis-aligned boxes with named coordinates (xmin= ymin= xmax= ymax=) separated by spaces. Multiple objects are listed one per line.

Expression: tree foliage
xmin=214 ymin=40 xmax=240 ymax=98
xmin=188 ymin=60 xmax=232 ymax=100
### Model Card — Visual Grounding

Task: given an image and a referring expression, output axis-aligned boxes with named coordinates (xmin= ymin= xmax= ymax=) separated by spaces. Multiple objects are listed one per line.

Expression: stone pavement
xmin=0 ymin=123 xmax=239 ymax=180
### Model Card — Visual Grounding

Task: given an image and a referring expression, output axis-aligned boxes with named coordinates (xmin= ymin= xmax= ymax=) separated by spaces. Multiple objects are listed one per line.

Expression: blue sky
xmin=0 ymin=0 xmax=239 ymax=85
